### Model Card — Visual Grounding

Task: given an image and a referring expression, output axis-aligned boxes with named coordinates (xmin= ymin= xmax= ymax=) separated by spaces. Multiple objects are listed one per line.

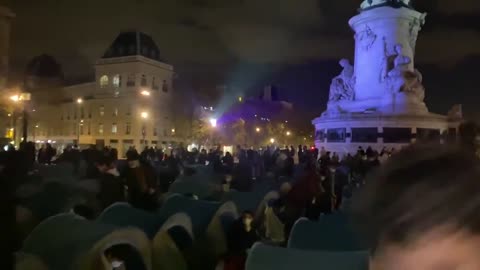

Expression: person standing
xmin=123 ymin=151 xmax=157 ymax=211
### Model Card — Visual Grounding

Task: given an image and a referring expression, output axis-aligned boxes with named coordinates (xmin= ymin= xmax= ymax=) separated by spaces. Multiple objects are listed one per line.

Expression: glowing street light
xmin=10 ymin=95 xmax=19 ymax=102
xmin=141 ymin=90 xmax=151 ymax=96
xmin=256 ymin=127 xmax=261 ymax=133
xmin=286 ymin=131 xmax=291 ymax=136
xmin=141 ymin=112 xmax=149 ymax=119
xmin=209 ymin=118 xmax=217 ymax=128
xmin=76 ymin=98 xmax=83 ymax=104
xmin=270 ymin=138 xmax=275 ymax=144
xmin=171 ymin=128 xmax=176 ymax=133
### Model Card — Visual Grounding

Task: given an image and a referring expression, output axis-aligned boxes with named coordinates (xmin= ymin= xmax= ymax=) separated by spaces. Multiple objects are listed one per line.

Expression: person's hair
xmin=352 ymin=144 xmax=480 ymax=254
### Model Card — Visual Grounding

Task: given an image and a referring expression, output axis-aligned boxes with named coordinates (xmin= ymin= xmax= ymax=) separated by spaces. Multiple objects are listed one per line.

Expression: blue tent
xmin=97 ymin=202 xmax=163 ymax=239
xmin=288 ymin=215 xmax=367 ymax=251
xmin=23 ymin=213 xmax=151 ymax=270
xmin=158 ymin=195 xmax=222 ymax=237
xmin=246 ymin=243 xmax=369 ymax=270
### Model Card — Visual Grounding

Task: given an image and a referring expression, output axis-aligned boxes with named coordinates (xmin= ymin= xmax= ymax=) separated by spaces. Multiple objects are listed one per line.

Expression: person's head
xmin=353 ymin=145 xmax=480 ymax=270
xmin=242 ymin=211 xmax=254 ymax=231
xmin=95 ymin=155 xmax=116 ymax=174
xmin=339 ymin=58 xmax=350 ymax=67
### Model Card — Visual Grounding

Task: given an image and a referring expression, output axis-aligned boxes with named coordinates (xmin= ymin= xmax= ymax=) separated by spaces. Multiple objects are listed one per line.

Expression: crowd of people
xmin=2 ymin=121 xmax=479 ymax=270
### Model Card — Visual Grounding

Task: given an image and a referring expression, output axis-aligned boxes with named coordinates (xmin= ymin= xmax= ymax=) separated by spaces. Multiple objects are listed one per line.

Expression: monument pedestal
xmin=313 ymin=2 xmax=461 ymax=154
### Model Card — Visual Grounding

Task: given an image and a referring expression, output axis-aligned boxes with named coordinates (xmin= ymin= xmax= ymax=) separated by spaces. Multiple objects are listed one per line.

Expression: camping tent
xmin=245 ymin=243 xmax=369 ymax=270
xmin=288 ymin=215 xmax=366 ymax=251
xmin=15 ymin=252 xmax=49 ymax=270
xmin=97 ymin=202 xmax=163 ymax=239
xmin=153 ymin=213 xmax=194 ymax=270
xmin=23 ymin=213 xmax=151 ymax=270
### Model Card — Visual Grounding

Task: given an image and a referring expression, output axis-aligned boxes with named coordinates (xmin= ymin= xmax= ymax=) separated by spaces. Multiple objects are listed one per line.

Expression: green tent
xmin=287 ymin=215 xmax=367 ymax=251
xmin=153 ymin=213 xmax=194 ymax=270
xmin=158 ymin=195 xmax=221 ymax=237
xmin=15 ymin=252 xmax=49 ymax=270
xmin=246 ymin=243 xmax=369 ymax=270
xmin=23 ymin=213 xmax=151 ymax=270
xmin=97 ymin=202 xmax=163 ymax=239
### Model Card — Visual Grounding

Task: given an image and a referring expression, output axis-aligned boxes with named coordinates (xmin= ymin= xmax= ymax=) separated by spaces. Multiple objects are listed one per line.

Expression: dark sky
xmin=2 ymin=0 xmax=480 ymax=121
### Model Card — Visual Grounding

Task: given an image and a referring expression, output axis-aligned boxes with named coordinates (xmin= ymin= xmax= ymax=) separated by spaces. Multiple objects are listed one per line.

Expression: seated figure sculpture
xmin=329 ymin=59 xmax=355 ymax=102
xmin=384 ymin=44 xmax=425 ymax=102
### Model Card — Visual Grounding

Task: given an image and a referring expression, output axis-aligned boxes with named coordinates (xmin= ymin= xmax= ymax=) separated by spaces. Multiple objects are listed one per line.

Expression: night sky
xmin=2 ymin=0 xmax=480 ymax=123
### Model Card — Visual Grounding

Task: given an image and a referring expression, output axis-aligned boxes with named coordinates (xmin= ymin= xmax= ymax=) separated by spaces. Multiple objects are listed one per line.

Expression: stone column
xmin=0 ymin=6 xmax=14 ymax=89
xmin=349 ymin=6 xmax=425 ymax=102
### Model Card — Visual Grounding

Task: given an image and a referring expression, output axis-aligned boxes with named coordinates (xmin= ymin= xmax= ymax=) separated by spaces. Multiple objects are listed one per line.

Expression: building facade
xmin=31 ymin=31 xmax=177 ymax=156
xmin=0 ymin=5 xmax=14 ymax=89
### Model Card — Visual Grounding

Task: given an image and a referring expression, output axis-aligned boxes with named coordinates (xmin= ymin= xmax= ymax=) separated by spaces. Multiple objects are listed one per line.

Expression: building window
xmin=73 ymin=123 xmax=77 ymax=135
xmin=100 ymin=75 xmax=109 ymax=88
xmin=73 ymin=109 xmax=77 ymax=120
xmin=126 ymin=106 xmax=131 ymax=116
xmin=112 ymin=123 xmax=118 ymax=134
xmin=327 ymin=128 xmax=346 ymax=143
xmin=87 ymin=123 xmax=91 ymax=135
xmin=141 ymin=75 xmax=147 ymax=87
xmin=152 ymin=77 xmax=159 ymax=90
xmin=126 ymin=122 xmax=131 ymax=135
xmin=142 ymin=126 xmax=147 ymax=136
xmin=113 ymin=74 xmax=121 ymax=88
xmin=127 ymin=74 xmax=135 ymax=87
xmin=79 ymin=123 xmax=84 ymax=135
xmin=416 ymin=128 xmax=441 ymax=143
xmin=113 ymin=108 xmax=118 ymax=117
xmin=351 ymin=128 xmax=378 ymax=143
xmin=162 ymin=80 xmax=168 ymax=93
xmin=163 ymin=129 xmax=167 ymax=137
xmin=80 ymin=107 xmax=84 ymax=118
xmin=99 ymin=106 xmax=105 ymax=116
xmin=98 ymin=123 xmax=104 ymax=135
xmin=383 ymin=128 xmax=412 ymax=143
xmin=315 ymin=130 xmax=326 ymax=142
xmin=153 ymin=127 xmax=158 ymax=136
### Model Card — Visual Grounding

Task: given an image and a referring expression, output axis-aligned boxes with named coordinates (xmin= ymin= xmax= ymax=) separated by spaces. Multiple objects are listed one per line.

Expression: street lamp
xmin=209 ymin=118 xmax=217 ymax=128
xmin=76 ymin=98 xmax=83 ymax=145
xmin=141 ymin=90 xmax=151 ymax=96
xmin=141 ymin=112 xmax=149 ymax=147
xmin=286 ymin=131 xmax=291 ymax=136
xmin=10 ymin=95 xmax=19 ymax=102
xmin=171 ymin=128 xmax=176 ymax=134
xmin=256 ymin=127 xmax=261 ymax=133
xmin=270 ymin=138 xmax=275 ymax=144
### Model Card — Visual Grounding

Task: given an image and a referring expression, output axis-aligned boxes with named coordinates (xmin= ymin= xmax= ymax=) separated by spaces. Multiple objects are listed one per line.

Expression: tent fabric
xmin=264 ymin=206 xmax=285 ymax=243
xmin=254 ymin=191 xmax=280 ymax=221
xmin=158 ymin=213 xmax=194 ymax=238
xmin=23 ymin=213 xmax=152 ymax=270
xmin=245 ymin=243 xmax=369 ymax=270
xmin=158 ymin=195 xmax=222 ymax=237
xmin=97 ymin=202 xmax=163 ymax=239
xmin=152 ymin=232 xmax=189 ymax=270
xmin=16 ymin=252 xmax=49 ymax=270
xmin=152 ymin=213 xmax=194 ymax=270
xmin=287 ymin=215 xmax=367 ymax=251
xmin=205 ymin=201 xmax=239 ymax=257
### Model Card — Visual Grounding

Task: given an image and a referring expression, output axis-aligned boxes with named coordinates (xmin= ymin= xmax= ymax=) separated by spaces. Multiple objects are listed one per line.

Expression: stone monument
xmin=313 ymin=0 xmax=461 ymax=153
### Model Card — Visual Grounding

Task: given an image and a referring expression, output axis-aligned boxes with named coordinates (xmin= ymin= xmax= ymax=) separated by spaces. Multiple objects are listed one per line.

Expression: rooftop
xmin=101 ymin=31 xmax=164 ymax=62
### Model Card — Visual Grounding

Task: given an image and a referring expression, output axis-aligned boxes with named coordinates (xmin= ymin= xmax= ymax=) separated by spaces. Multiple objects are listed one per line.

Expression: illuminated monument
xmin=313 ymin=0 xmax=462 ymax=153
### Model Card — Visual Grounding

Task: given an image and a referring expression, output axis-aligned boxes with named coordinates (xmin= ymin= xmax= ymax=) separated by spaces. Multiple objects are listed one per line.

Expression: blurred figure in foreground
xmin=353 ymin=145 xmax=480 ymax=270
